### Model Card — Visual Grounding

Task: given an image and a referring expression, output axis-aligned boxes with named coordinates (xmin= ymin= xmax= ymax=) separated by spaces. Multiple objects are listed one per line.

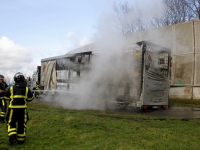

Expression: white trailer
xmin=37 ymin=41 xmax=171 ymax=110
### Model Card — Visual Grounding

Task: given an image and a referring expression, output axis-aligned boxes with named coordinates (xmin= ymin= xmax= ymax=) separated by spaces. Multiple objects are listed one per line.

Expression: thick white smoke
xmin=40 ymin=0 xmax=167 ymax=110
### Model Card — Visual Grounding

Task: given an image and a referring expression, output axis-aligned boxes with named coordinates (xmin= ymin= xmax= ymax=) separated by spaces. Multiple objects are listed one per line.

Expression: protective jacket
xmin=35 ymin=83 xmax=40 ymax=90
xmin=4 ymin=81 xmax=34 ymax=108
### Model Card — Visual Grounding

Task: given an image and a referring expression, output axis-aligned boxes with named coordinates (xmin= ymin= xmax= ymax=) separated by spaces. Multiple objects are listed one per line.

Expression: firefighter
xmin=4 ymin=72 xmax=34 ymax=145
xmin=0 ymin=74 xmax=8 ymax=123
xmin=35 ymin=81 xmax=41 ymax=98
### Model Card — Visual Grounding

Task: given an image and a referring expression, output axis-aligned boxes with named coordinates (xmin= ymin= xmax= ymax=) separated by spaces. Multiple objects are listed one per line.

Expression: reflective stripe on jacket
xmin=36 ymin=85 xmax=40 ymax=90
xmin=4 ymin=85 xmax=34 ymax=108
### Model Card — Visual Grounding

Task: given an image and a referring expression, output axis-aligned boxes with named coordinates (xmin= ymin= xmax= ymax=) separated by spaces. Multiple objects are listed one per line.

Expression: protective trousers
xmin=35 ymin=86 xmax=40 ymax=98
xmin=6 ymin=108 xmax=29 ymax=143
xmin=0 ymin=97 xmax=6 ymax=121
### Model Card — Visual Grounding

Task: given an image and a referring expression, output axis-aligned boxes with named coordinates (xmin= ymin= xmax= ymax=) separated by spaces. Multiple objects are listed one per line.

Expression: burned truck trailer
xmin=38 ymin=41 xmax=171 ymax=109
xmin=134 ymin=41 xmax=171 ymax=109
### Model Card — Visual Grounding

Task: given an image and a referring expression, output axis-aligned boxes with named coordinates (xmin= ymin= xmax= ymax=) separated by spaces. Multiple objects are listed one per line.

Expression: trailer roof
xmin=41 ymin=41 xmax=170 ymax=62
xmin=41 ymin=43 xmax=95 ymax=62
xmin=41 ymin=54 xmax=74 ymax=62
xmin=41 ymin=51 xmax=93 ymax=62
xmin=137 ymin=41 xmax=171 ymax=53
xmin=67 ymin=43 xmax=95 ymax=55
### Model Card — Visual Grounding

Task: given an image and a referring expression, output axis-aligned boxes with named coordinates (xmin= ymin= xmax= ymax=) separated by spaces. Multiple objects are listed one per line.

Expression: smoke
xmin=39 ymin=0 xmax=168 ymax=110
xmin=61 ymin=32 xmax=93 ymax=53
xmin=112 ymin=0 xmax=166 ymax=33
xmin=42 ymin=30 xmax=131 ymax=110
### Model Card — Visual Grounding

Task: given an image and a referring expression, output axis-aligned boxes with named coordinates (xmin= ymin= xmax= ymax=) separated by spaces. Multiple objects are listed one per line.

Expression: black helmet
xmin=14 ymin=72 xmax=25 ymax=82
xmin=0 ymin=74 xmax=4 ymax=80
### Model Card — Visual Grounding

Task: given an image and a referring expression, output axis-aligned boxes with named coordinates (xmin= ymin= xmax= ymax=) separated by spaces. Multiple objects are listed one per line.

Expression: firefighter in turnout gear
xmin=35 ymin=81 xmax=40 ymax=98
xmin=0 ymin=74 xmax=8 ymax=123
xmin=4 ymin=72 xmax=34 ymax=145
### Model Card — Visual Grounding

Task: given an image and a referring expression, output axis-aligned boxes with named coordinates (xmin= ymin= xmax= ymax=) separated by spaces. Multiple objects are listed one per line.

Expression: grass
xmin=0 ymin=99 xmax=200 ymax=150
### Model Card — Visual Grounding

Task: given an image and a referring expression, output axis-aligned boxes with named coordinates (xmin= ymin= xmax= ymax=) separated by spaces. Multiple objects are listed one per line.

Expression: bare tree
xmin=112 ymin=1 xmax=136 ymax=34
xmin=185 ymin=0 xmax=200 ymax=19
xmin=156 ymin=0 xmax=192 ymax=26
xmin=112 ymin=1 xmax=157 ymax=34
xmin=112 ymin=0 xmax=200 ymax=35
xmin=160 ymin=0 xmax=200 ymax=26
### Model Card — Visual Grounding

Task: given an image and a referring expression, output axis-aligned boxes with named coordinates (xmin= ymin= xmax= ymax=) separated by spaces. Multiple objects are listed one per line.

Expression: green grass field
xmin=1 ymin=99 xmax=200 ymax=150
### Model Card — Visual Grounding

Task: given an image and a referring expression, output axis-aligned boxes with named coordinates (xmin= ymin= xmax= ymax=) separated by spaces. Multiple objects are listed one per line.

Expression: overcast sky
xmin=0 ymin=0 xmax=163 ymax=82
xmin=0 ymin=0 xmax=117 ymax=80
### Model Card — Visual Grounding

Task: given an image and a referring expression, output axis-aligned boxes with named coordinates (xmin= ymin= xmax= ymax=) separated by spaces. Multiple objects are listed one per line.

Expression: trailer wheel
xmin=162 ymin=105 xmax=168 ymax=110
xmin=141 ymin=105 xmax=148 ymax=111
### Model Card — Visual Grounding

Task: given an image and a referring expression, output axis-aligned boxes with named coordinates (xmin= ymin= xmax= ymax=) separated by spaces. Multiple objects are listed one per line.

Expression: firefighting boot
xmin=17 ymin=136 xmax=26 ymax=145
xmin=9 ymin=135 xmax=17 ymax=145
xmin=17 ymin=140 xmax=25 ymax=145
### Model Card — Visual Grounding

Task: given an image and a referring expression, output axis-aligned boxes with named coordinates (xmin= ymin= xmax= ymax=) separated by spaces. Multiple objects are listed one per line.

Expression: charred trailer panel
xmin=40 ymin=51 xmax=94 ymax=94
xmin=136 ymin=41 xmax=171 ymax=109
xmin=106 ymin=41 xmax=171 ymax=110
xmin=41 ymin=60 xmax=57 ymax=91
